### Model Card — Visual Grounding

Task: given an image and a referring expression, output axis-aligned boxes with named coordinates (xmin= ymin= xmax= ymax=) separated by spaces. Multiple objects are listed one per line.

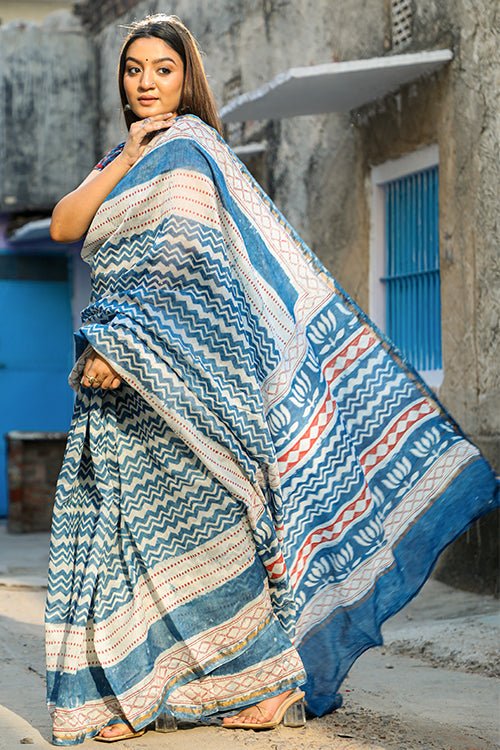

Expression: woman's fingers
xmin=137 ymin=111 xmax=175 ymax=125
xmin=81 ymin=366 xmax=104 ymax=387
xmin=81 ymin=371 xmax=122 ymax=389
xmin=81 ymin=356 xmax=96 ymax=387
xmin=80 ymin=352 xmax=122 ymax=389
xmin=130 ymin=112 xmax=175 ymax=138
xmin=151 ymin=119 xmax=176 ymax=130
xmin=99 ymin=373 xmax=115 ymax=389
xmin=81 ymin=372 xmax=100 ymax=388
xmin=99 ymin=365 xmax=122 ymax=389
xmin=92 ymin=352 xmax=118 ymax=375
xmin=136 ymin=115 xmax=176 ymax=142
xmin=121 ymin=113 xmax=176 ymax=165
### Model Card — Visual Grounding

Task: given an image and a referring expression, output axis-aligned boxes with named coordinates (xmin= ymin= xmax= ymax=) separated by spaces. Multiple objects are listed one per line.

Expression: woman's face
xmin=123 ymin=37 xmax=185 ymax=119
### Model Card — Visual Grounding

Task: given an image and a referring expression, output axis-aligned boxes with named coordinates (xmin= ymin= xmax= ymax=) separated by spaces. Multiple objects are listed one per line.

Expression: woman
xmin=45 ymin=12 xmax=498 ymax=746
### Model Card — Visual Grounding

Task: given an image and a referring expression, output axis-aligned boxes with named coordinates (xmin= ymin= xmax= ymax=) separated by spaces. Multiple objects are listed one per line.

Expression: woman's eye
xmin=126 ymin=66 xmax=140 ymax=74
xmin=158 ymin=67 xmax=171 ymax=74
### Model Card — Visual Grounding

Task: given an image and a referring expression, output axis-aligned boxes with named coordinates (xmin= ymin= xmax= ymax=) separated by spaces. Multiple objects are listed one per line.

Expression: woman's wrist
xmin=114 ymin=150 xmax=136 ymax=171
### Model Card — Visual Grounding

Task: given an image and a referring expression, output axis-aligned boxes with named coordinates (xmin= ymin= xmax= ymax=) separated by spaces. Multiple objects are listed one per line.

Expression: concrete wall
xmin=0 ymin=12 xmax=97 ymax=212
xmin=0 ymin=1 xmax=73 ymax=24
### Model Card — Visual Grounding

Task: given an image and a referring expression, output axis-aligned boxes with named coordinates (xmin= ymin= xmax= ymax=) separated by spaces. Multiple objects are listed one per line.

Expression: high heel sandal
xmin=93 ymin=709 xmax=178 ymax=741
xmin=222 ymin=688 xmax=306 ymax=730
xmin=93 ymin=711 xmax=177 ymax=742
xmin=154 ymin=710 xmax=178 ymax=732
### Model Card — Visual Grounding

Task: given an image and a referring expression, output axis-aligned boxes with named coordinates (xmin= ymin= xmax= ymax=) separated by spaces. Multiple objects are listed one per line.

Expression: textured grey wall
xmin=0 ymin=13 xmax=97 ymax=211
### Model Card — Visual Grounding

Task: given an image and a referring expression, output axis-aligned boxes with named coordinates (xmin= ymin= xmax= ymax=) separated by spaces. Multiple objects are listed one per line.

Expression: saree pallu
xmin=44 ymin=114 xmax=498 ymax=745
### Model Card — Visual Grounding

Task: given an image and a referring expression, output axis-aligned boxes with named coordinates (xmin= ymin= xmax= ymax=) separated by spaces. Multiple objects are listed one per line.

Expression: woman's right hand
xmin=118 ymin=112 xmax=177 ymax=168
xmin=50 ymin=112 xmax=177 ymax=243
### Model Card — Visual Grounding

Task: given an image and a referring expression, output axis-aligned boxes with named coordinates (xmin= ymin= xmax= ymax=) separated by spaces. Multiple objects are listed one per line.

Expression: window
xmin=370 ymin=145 xmax=443 ymax=388
xmin=391 ymin=0 xmax=413 ymax=51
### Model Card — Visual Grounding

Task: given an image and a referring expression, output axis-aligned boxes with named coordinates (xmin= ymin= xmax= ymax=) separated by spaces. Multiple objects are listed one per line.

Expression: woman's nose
xmin=138 ymin=72 xmax=155 ymax=89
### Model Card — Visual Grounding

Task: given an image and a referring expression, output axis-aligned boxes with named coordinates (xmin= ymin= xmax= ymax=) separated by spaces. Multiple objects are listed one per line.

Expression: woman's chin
xmin=137 ymin=103 xmax=176 ymax=118
xmin=139 ymin=109 xmax=160 ymax=119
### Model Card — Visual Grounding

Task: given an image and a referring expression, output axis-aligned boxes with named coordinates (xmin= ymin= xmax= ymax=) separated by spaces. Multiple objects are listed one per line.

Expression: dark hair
xmin=118 ymin=14 xmax=223 ymax=135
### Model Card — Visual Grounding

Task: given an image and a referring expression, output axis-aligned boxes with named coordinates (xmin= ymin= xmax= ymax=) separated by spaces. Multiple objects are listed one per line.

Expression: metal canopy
xmin=5 ymin=218 xmax=80 ymax=253
xmin=220 ymin=49 xmax=453 ymax=122
xmin=8 ymin=218 xmax=52 ymax=243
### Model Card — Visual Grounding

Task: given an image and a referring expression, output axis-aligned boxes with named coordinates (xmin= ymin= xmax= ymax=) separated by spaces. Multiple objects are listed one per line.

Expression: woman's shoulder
xmin=168 ymin=114 xmax=222 ymax=142
xmin=163 ymin=114 xmax=229 ymax=160
xmin=93 ymin=141 xmax=126 ymax=171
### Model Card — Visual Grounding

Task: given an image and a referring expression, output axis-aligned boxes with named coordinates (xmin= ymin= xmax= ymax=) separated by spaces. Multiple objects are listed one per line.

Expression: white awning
xmin=220 ymin=49 xmax=453 ymax=123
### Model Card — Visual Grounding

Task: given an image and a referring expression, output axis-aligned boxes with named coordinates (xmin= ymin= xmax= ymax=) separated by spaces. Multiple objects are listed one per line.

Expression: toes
xmin=99 ymin=723 xmax=128 ymax=737
xmin=223 ymin=711 xmax=264 ymax=725
xmin=223 ymin=714 xmax=242 ymax=725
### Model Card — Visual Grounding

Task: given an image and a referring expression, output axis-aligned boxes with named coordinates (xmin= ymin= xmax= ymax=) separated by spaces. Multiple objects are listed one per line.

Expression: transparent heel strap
xmin=154 ymin=711 xmax=178 ymax=732
xmin=283 ymin=699 xmax=306 ymax=727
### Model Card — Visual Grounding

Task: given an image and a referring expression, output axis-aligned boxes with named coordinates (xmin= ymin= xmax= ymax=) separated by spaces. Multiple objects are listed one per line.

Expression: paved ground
xmin=0 ymin=523 xmax=499 ymax=749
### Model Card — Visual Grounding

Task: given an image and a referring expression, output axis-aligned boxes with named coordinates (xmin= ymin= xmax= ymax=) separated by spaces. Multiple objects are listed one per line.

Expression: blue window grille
xmin=382 ymin=165 xmax=442 ymax=371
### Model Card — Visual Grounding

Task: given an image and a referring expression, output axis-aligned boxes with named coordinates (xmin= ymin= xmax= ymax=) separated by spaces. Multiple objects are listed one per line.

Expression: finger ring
xmin=87 ymin=375 xmax=95 ymax=384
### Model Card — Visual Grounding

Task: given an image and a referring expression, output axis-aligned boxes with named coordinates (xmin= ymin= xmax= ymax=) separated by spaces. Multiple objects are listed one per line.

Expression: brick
xmin=6 ymin=434 xmax=67 ymax=533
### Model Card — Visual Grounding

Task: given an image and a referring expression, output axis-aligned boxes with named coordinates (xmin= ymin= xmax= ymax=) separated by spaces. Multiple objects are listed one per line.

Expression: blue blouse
xmin=93 ymin=142 xmax=126 ymax=170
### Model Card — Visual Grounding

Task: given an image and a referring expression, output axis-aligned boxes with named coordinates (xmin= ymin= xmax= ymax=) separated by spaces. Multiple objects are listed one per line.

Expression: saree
xmin=44 ymin=113 xmax=499 ymax=745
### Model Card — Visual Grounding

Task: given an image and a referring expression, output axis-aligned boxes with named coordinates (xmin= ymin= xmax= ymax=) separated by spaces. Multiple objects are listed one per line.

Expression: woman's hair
xmin=118 ymin=14 xmax=223 ymax=135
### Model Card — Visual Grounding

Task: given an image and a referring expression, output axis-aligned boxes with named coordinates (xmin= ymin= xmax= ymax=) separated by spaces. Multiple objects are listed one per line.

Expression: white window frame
xmin=369 ymin=144 xmax=443 ymax=390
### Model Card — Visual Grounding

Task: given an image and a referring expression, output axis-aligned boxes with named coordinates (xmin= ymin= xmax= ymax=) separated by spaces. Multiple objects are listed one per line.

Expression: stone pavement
xmin=0 ymin=521 xmax=499 ymax=749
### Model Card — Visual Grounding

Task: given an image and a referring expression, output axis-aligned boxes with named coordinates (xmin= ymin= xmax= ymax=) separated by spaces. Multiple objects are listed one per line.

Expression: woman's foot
xmin=94 ymin=720 xmax=146 ymax=741
xmin=98 ymin=722 xmax=130 ymax=739
xmin=222 ymin=689 xmax=298 ymax=727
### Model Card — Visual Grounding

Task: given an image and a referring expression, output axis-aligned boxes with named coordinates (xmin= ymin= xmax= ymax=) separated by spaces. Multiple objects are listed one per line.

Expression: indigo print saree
xmin=44 ymin=114 xmax=499 ymax=745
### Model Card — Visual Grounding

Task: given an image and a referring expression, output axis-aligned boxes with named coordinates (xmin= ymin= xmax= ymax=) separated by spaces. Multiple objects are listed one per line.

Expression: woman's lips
xmin=138 ymin=98 xmax=159 ymax=105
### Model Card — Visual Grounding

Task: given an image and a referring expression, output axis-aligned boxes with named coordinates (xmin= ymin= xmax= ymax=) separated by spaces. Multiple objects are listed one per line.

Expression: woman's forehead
xmin=126 ymin=37 xmax=182 ymax=64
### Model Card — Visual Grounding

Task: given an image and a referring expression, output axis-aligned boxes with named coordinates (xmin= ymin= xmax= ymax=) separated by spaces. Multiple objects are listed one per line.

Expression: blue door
xmin=0 ymin=253 xmax=75 ymax=517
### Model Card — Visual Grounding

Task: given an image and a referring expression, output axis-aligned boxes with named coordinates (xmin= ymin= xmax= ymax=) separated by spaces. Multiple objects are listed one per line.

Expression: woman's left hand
xmin=81 ymin=350 xmax=122 ymax=389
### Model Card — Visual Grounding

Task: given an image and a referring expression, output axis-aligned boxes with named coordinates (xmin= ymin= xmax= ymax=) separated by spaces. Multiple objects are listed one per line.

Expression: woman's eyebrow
xmin=125 ymin=56 xmax=177 ymax=65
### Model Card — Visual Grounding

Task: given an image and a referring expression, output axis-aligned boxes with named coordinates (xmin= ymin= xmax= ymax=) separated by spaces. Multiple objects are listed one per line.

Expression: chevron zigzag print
xmin=44 ymin=114 xmax=499 ymax=745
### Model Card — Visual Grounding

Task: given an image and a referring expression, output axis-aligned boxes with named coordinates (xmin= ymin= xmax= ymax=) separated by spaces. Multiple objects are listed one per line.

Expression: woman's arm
xmin=50 ymin=112 xmax=177 ymax=243
xmin=49 ymin=154 xmax=132 ymax=243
